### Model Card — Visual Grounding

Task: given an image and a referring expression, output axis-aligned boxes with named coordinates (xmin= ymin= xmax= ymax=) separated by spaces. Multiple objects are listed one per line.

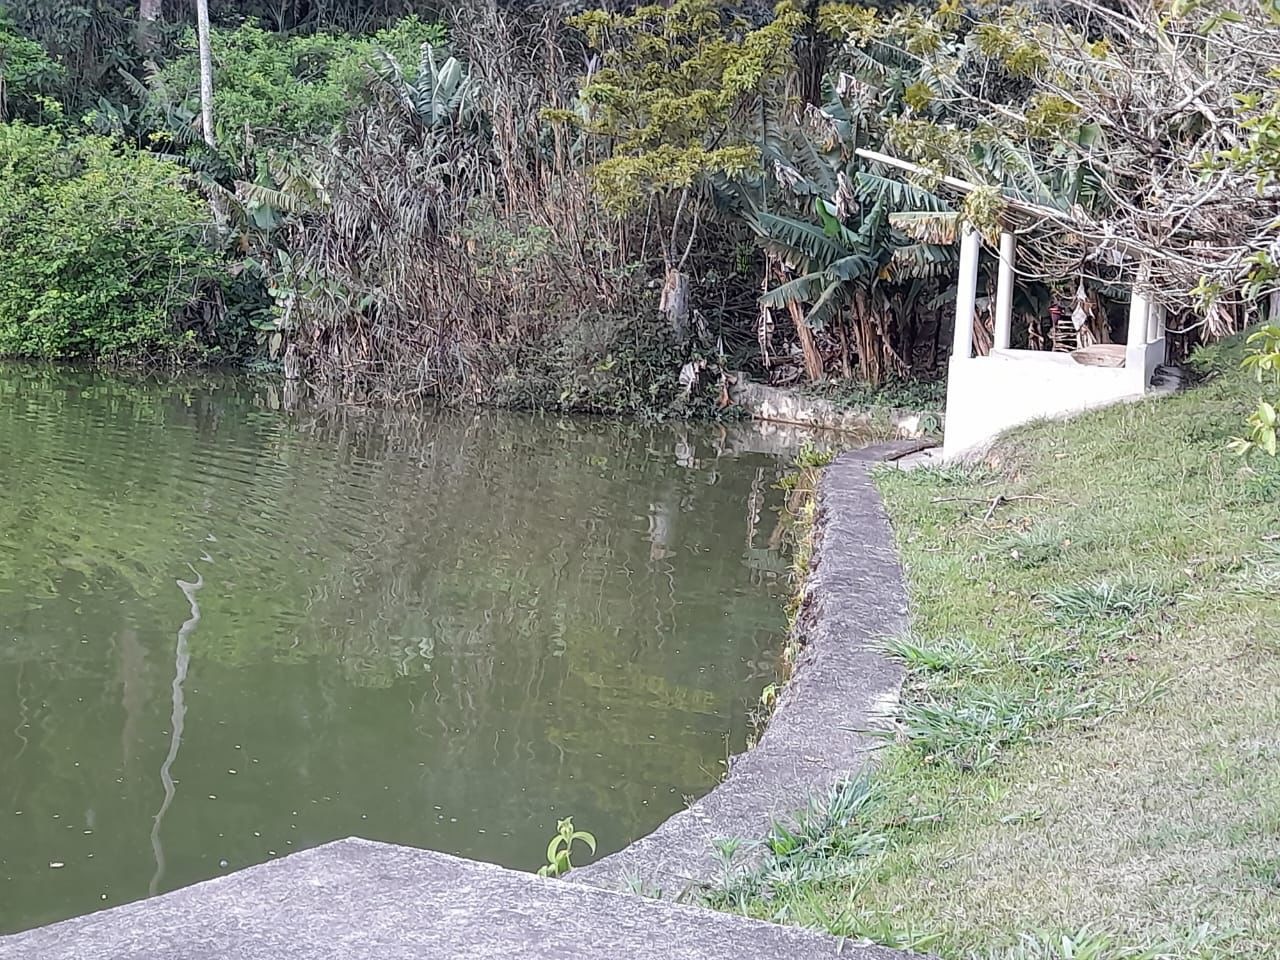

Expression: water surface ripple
xmin=0 ymin=365 xmax=809 ymax=933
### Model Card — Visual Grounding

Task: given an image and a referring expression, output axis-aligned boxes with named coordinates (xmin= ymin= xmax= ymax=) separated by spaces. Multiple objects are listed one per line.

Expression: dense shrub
xmin=154 ymin=17 xmax=445 ymax=162
xmin=0 ymin=122 xmax=216 ymax=360
xmin=0 ymin=16 xmax=64 ymax=121
xmin=491 ymin=312 xmax=694 ymax=418
xmin=2 ymin=1 xmax=440 ymax=113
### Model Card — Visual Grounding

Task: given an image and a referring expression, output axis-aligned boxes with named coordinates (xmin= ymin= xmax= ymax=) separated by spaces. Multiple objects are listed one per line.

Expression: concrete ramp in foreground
xmin=0 ymin=838 xmax=919 ymax=960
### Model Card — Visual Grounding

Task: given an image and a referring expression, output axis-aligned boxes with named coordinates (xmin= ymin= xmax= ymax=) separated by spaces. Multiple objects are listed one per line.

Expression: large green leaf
xmin=826 ymin=254 xmax=877 ymax=281
xmin=806 ymin=279 xmax=849 ymax=330
xmin=759 ymin=271 xmax=830 ymax=307
xmin=854 ymin=173 xmax=953 ymax=213
xmin=883 ymin=242 xmax=958 ymax=281
xmin=888 ymin=210 xmax=960 ymax=244
xmin=755 ymin=211 xmax=849 ymax=266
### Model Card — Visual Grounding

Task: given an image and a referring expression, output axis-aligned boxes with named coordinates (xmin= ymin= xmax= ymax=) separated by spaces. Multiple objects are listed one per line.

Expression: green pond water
xmin=0 ymin=365 xmax=814 ymax=933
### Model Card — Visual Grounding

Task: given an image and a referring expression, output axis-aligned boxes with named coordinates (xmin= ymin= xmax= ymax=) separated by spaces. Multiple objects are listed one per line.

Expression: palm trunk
xmin=195 ymin=0 xmax=216 ymax=148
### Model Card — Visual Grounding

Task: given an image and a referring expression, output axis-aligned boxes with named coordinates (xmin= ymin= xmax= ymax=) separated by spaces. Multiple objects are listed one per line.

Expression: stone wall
xmin=730 ymin=378 xmax=938 ymax=440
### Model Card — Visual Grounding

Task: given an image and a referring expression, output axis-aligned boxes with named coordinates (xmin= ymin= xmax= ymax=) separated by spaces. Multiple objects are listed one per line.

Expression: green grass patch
xmin=1040 ymin=579 xmax=1167 ymax=622
xmin=705 ymin=337 xmax=1280 ymax=958
xmin=887 ymin=687 xmax=1099 ymax=772
xmin=995 ymin=523 xmax=1073 ymax=568
xmin=883 ymin=633 xmax=984 ymax=673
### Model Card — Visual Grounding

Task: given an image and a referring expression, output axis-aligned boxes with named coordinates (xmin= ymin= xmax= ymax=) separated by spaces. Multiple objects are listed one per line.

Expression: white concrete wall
xmin=942 ymin=345 xmax=1163 ymax=459
xmin=1130 ymin=336 xmax=1166 ymax=390
xmin=939 ymin=226 xmax=1167 ymax=459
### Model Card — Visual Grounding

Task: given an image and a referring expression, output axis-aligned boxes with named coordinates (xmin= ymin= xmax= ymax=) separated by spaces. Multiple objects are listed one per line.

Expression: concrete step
xmin=0 ymin=839 xmax=920 ymax=960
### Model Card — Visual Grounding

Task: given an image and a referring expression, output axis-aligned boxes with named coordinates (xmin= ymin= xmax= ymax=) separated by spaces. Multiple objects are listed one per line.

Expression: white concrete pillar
xmin=993 ymin=230 xmax=1016 ymax=351
xmin=1147 ymin=302 xmax=1164 ymax=343
xmin=1125 ymin=272 xmax=1156 ymax=392
xmin=953 ymin=223 xmax=980 ymax=360
xmin=1127 ymin=287 xmax=1150 ymax=349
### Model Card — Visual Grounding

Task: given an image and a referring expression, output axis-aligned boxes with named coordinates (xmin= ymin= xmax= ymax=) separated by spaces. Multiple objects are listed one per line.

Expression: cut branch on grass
xmin=927 ymin=493 xmax=1065 ymax=522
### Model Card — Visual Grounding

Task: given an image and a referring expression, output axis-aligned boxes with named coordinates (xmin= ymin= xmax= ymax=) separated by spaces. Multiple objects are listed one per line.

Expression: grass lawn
xmin=707 ymin=339 xmax=1280 ymax=959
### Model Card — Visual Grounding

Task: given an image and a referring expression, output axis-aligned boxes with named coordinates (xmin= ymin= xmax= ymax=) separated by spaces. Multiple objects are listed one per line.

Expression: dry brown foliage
xmin=280 ymin=5 xmax=647 ymax=402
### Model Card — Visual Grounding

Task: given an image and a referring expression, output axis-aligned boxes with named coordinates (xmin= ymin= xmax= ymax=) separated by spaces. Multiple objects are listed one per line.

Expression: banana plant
xmin=367 ymin=44 xmax=481 ymax=133
xmin=725 ymin=79 xmax=959 ymax=384
xmin=733 ymin=21 xmax=1117 ymax=383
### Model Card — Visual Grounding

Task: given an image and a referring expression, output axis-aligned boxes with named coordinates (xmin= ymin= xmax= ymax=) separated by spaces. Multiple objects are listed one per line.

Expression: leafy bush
xmin=1232 ymin=325 xmax=1280 ymax=456
xmin=490 ymin=310 xmax=743 ymax=420
xmin=0 ymin=15 xmax=65 ymax=121
xmin=0 ymin=122 xmax=216 ymax=360
xmin=154 ymin=17 xmax=445 ymax=161
xmin=803 ymin=376 xmax=947 ymax=413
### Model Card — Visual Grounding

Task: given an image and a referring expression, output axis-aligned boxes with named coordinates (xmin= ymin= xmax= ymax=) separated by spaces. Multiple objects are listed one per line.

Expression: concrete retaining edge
xmin=730 ymin=378 xmax=941 ymax=439
xmin=0 ymin=839 xmax=920 ymax=960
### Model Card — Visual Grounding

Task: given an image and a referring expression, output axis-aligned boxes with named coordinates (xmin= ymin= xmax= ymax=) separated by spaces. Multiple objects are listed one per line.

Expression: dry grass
xmin=707 ymin=338 xmax=1280 ymax=958
xmin=282 ymin=5 xmax=649 ymax=404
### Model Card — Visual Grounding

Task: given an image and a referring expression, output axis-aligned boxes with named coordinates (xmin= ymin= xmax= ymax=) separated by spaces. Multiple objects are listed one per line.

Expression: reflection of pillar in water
xmin=746 ymin=467 xmax=765 ymax=550
xmin=149 ymin=565 xmax=203 ymax=896
xmin=647 ymin=499 xmax=674 ymax=562
xmin=673 ymin=434 xmax=695 ymax=469
xmin=118 ymin=625 xmax=147 ymax=773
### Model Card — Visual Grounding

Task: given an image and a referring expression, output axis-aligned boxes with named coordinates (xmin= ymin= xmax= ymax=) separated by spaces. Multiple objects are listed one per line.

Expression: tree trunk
xmin=659 ymin=267 xmax=691 ymax=341
xmin=661 ymin=189 xmax=699 ymax=341
xmin=838 ymin=315 xmax=852 ymax=379
xmin=851 ymin=292 xmax=882 ymax=386
xmin=786 ymin=299 xmax=824 ymax=383
xmin=904 ymin=309 xmax=918 ymax=374
xmin=795 ymin=0 xmax=829 ymax=106
xmin=931 ymin=309 xmax=942 ymax=370
xmin=195 ymin=0 xmax=216 ymax=148
xmin=138 ymin=0 xmax=163 ymax=53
